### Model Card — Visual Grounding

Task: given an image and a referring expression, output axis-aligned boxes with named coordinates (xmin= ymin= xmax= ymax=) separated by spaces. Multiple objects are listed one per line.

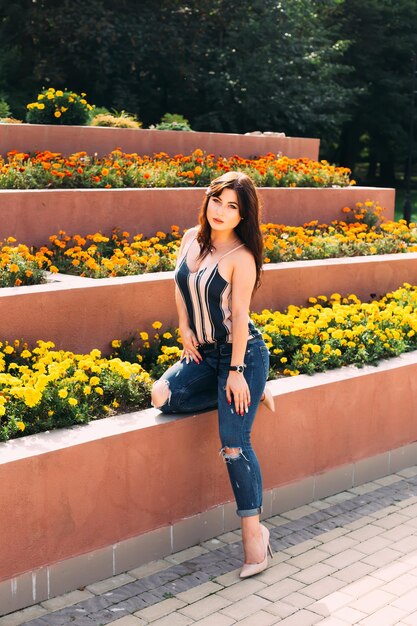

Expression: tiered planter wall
xmin=0 ymin=187 xmax=394 ymax=247
xmin=0 ymin=252 xmax=415 ymax=353
xmin=0 ymin=126 xmax=412 ymax=616
xmin=0 ymin=124 xmax=320 ymax=159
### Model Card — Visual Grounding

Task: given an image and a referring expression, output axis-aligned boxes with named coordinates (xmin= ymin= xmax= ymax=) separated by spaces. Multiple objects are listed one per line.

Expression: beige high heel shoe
xmin=239 ymin=524 xmax=273 ymax=578
xmin=261 ymin=385 xmax=275 ymax=412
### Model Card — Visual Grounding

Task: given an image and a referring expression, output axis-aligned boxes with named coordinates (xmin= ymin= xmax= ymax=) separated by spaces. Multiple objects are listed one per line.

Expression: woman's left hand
xmin=225 ymin=372 xmax=251 ymax=416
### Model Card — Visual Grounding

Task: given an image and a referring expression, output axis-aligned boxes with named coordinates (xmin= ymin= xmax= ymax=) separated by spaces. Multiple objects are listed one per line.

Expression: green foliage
xmin=155 ymin=113 xmax=192 ymax=131
xmin=26 ymin=87 xmax=93 ymax=125
xmin=0 ymin=99 xmax=11 ymax=117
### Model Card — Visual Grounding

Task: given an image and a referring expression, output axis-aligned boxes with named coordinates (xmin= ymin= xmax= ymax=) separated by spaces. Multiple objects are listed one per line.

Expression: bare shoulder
xmin=233 ymin=245 xmax=256 ymax=267
xmin=182 ymin=226 xmax=199 ymax=243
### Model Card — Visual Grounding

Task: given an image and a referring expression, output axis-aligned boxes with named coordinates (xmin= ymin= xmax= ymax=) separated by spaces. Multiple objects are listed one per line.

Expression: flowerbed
xmin=3 ymin=283 xmax=417 ymax=442
xmin=1 ymin=204 xmax=417 ymax=286
xmin=0 ymin=341 xmax=152 ymax=441
xmin=0 ymin=149 xmax=353 ymax=189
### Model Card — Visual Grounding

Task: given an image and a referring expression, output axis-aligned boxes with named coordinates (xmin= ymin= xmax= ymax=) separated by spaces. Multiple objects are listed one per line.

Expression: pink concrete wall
xmin=2 ymin=352 xmax=417 ymax=581
xmin=0 ymin=124 xmax=320 ymax=159
xmin=0 ymin=187 xmax=395 ymax=247
xmin=0 ymin=253 xmax=415 ymax=353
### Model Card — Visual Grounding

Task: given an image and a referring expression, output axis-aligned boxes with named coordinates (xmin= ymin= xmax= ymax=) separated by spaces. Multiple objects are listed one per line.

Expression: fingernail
xmin=245 ymin=408 xmax=248 ymax=413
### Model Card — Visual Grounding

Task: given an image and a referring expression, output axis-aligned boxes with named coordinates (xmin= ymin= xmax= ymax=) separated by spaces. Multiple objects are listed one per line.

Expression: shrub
xmin=0 ymin=99 xmax=11 ymax=118
xmin=26 ymin=88 xmax=93 ymax=125
xmin=91 ymin=111 xmax=142 ymax=129
xmin=0 ymin=117 xmax=22 ymax=124
xmin=155 ymin=112 xmax=192 ymax=131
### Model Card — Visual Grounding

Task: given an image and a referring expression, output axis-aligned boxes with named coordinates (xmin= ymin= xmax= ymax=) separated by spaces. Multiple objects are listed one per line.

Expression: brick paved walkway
xmin=5 ymin=465 xmax=417 ymax=626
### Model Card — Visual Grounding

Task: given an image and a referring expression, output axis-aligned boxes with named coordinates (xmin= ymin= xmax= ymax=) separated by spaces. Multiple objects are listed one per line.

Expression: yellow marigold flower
xmin=83 ymin=385 xmax=91 ymax=395
xmin=162 ymin=332 xmax=172 ymax=339
xmin=56 ymin=90 xmax=64 ymax=97
xmin=112 ymin=340 xmax=122 ymax=348
xmin=280 ymin=357 xmax=288 ymax=363
xmin=17 ymin=421 xmax=25 ymax=431
xmin=4 ymin=346 xmax=14 ymax=354
xmin=68 ymin=398 xmax=78 ymax=406
xmin=95 ymin=386 xmax=104 ymax=395
xmin=9 ymin=263 xmax=19 ymax=273
xmin=0 ymin=405 xmax=5 ymax=417
xmin=140 ymin=332 xmax=149 ymax=341
xmin=37 ymin=103 xmax=45 ymax=110
xmin=21 ymin=349 xmax=31 ymax=358
xmin=102 ymin=168 xmax=109 ymax=176
xmin=90 ymin=376 xmax=100 ymax=386
xmin=54 ymin=111 xmax=62 ymax=118
xmin=49 ymin=265 xmax=59 ymax=273
xmin=58 ymin=388 xmax=68 ymax=399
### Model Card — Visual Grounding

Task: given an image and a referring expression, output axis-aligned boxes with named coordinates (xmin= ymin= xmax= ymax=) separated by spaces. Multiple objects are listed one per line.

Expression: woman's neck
xmin=210 ymin=230 xmax=239 ymax=247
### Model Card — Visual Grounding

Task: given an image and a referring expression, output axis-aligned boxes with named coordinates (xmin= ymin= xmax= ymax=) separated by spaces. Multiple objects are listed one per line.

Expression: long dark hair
xmin=197 ymin=171 xmax=263 ymax=291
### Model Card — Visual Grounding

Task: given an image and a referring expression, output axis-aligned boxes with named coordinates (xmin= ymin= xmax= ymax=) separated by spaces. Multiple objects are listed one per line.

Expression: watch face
xmin=236 ymin=365 xmax=244 ymax=373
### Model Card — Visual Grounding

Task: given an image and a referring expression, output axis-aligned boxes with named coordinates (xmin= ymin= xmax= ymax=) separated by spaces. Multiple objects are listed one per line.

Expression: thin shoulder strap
xmin=218 ymin=243 xmax=245 ymax=262
xmin=182 ymin=234 xmax=197 ymax=259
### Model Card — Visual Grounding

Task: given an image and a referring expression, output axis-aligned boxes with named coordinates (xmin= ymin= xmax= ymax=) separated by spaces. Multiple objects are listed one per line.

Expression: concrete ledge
xmin=0 ymin=186 xmax=395 ymax=247
xmin=0 ymin=123 xmax=319 ymax=159
xmin=0 ymin=252 xmax=415 ymax=352
xmin=2 ymin=350 xmax=417 ymax=614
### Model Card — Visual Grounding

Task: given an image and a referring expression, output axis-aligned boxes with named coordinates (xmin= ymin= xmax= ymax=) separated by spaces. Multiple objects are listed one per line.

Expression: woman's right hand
xmin=180 ymin=326 xmax=202 ymax=364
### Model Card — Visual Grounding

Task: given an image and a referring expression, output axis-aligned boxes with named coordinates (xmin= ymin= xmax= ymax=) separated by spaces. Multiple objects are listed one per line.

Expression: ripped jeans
xmin=154 ymin=335 xmax=270 ymax=517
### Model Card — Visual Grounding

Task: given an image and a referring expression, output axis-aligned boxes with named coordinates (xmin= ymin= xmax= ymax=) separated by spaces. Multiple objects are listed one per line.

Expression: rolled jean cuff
xmin=236 ymin=505 xmax=263 ymax=518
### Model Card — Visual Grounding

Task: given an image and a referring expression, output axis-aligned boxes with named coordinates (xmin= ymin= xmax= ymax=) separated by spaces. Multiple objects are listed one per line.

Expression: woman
xmin=151 ymin=171 xmax=274 ymax=578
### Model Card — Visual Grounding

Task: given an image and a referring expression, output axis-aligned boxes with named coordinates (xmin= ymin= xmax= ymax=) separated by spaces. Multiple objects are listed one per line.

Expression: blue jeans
xmin=156 ymin=335 xmax=270 ymax=517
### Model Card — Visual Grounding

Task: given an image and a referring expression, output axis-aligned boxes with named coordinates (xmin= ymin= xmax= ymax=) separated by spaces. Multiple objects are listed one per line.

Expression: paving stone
xmin=40 ymin=590 xmax=94 ymax=612
xmin=309 ymin=590 xmax=353 ymax=617
xmin=274 ymin=608 xmax=321 ymax=625
xmin=109 ymin=616 xmax=147 ymax=626
xmin=150 ymin=613 xmax=194 ymax=626
xmin=219 ymin=594 xmax=271 ymax=620
xmin=316 ymin=618 xmax=347 ymax=626
xmin=0 ymin=605 xmax=48 ymax=626
xmin=134 ymin=597 xmax=187 ymax=622
xmin=372 ymin=561 xmax=414 ymax=582
xmin=342 ymin=574 xmax=382 ymax=598
xmin=291 ymin=562 xmax=337 ymax=585
xmin=301 ymin=576 xmax=346 ymax=600
xmin=380 ymin=572 xmax=417 ymax=596
xmin=86 ymin=573 xmax=137 ymax=595
xmin=402 ymin=611 xmax=417 ymax=625
xmin=178 ymin=594 xmax=232 ymax=620
xmin=332 ymin=561 xmax=375 ymax=583
xmin=282 ymin=539 xmax=322 ymax=557
xmin=263 ymin=600 xmax=297 ymax=618
xmin=235 ymin=609 xmax=278 ymax=625
xmin=166 ymin=545 xmax=209 ymax=564
xmin=322 ymin=548 xmax=365 ymax=569
xmin=110 ymin=617 xmax=147 ymax=626
xmin=128 ymin=560 xmax=175 ymax=580
xmin=286 ymin=548 xmax=330 ymax=569
xmin=255 ymin=562 xmax=300 ymax=585
xmin=175 ymin=581 xmax=224 ymax=604
xmin=357 ymin=605 xmax=408 ymax=626
xmin=278 ymin=591 xmax=315 ymax=609
xmin=192 ymin=613 xmax=235 ymax=625
xmin=379 ymin=524 xmax=416 ymax=542
xmin=281 ymin=505 xmax=319 ymax=520
xmin=314 ymin=528 xmax=349 ymax=544
xmin=350 ymin=589 xmax=396 ymax=613
xmin=213 ymin=569 xmax=241 ymax=587
xmin=392 ymin=587 xmax=417 ymax=612
xmin=201 ymin=538 xmax=226 ymax=551
xmin=332 ymin=606 xmax=368 ymax=623
xmin=373 ymin=512 xmax=410 ymax=529
xmin=216 ymin=577 xmax=266 ymax=601
xmin=345 ymin=524 xmax=384 ymax=542
xmin=318 ymin=535 xmax=359 ymax=556
xmin=362 ymin=548 xmax=403 ymax=567
xmin=256 ymin=578 xmax=305 ymax=602
xmin=87 ymin=607 xmax=130 ymax=624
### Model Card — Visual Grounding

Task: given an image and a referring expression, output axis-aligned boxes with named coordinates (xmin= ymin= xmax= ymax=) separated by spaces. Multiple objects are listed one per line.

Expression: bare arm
xmin=226 ymin=251 xmax=256 ymax=415
xmin=174 ymin=227 xmax=202 ymax=363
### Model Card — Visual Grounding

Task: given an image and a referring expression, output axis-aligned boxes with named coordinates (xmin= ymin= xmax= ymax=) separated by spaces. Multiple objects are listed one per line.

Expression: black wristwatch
xmin=229 ymin=364 xmax=246 ymax=374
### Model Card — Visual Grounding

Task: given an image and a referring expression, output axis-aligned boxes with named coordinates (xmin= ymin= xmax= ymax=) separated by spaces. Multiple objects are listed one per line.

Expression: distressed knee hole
xmin=219 ymin=446 xmax=248 ymax=463
xmin=151 ymin=379 xmax=171 ymax=408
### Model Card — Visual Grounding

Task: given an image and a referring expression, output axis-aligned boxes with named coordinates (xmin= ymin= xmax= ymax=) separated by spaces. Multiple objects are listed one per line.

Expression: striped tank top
xmin=175 ymin=237 xmax=261 ymax=345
